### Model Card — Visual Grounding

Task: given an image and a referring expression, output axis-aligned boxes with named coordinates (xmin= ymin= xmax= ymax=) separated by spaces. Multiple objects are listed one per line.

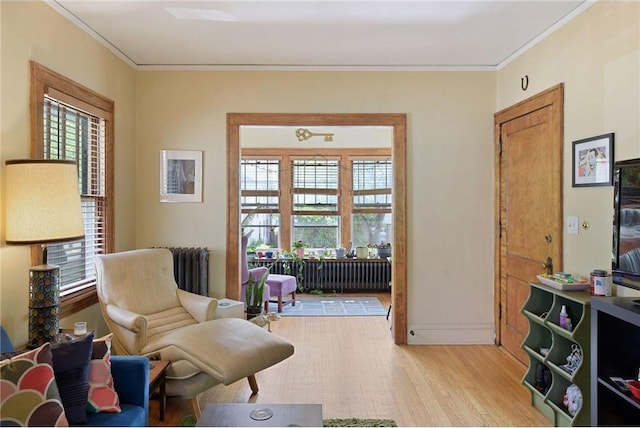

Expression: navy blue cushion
xmin=51 ymin=333 xmax=95 ymax=425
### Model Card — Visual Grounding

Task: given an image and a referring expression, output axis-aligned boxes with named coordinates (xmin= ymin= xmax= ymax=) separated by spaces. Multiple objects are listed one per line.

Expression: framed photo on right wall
xmin=572 ymin=133 xmax=614 ymax=187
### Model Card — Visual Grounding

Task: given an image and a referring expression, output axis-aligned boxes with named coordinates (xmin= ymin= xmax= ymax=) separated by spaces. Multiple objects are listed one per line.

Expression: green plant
xmin=245 ymin=257 xmax=279 ymax=315
xmin=292 ymin=240 xmax=307 ymax=249
xmin=281 ymin=255 xmax=306 ymax=292
xmin=245 ymin=272 xmax=267 ymax=315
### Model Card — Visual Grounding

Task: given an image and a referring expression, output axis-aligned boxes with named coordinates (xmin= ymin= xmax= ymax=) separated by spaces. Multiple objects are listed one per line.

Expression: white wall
xmin=497 ymin=0 xmax=640 ymax=297
xmin=0 ymin=1 xmax=137 ymax=345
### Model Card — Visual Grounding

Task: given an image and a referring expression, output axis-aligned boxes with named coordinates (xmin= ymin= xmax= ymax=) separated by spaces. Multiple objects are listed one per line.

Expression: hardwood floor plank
xmin=148 ymin=293 xmax=550 ymax=427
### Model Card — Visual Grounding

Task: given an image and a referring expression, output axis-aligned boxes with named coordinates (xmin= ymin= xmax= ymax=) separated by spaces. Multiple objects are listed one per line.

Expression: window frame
xmin=29 ymin=61 xmax=115 ymax=317
xmin=241 ymin=148 xmax=391 ymax=252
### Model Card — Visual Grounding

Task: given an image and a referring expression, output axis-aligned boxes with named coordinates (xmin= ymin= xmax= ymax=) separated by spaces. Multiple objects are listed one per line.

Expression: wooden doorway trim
xmin=226 ymin=113 xmax=407 ymax=345
xmin=493 ymin=84 xmax=564 ymax=348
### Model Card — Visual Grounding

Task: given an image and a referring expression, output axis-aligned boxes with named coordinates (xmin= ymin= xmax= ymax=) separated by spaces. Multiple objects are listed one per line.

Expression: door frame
xmin=226 ymin=113 xmax=408 ymax=345
xmin=493 ymin=84 xmax=564 ymax=346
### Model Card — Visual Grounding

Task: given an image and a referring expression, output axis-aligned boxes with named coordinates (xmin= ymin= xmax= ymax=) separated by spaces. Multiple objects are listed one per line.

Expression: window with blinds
xmin=42 ymin=95 xmax=108 ymax=297
xmin=351 ymin=158 xmax=393 ymax=247
xmin=292 ymin=159 xmax=340 ymax=249
xmin=241 ymin=159 xmax=281 ymax=249
xmin=352 ymin=158 xmax=392 ymax=212
xmin=239 ymin=150 xmax=392 ymax=252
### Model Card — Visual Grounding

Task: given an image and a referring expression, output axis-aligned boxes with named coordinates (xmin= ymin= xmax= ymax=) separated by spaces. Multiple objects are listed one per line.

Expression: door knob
xmin=545 ymin=235 xmax=552 ymax=243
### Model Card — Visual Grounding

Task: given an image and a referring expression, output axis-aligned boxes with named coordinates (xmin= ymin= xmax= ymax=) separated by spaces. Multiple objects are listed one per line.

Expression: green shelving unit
xmin=521 ymin=282 xmax=591 ymax=426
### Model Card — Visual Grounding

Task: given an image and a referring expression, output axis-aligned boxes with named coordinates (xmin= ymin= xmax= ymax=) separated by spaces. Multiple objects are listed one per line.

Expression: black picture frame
xmin=572 ymin=133 xmax=614 ymax=187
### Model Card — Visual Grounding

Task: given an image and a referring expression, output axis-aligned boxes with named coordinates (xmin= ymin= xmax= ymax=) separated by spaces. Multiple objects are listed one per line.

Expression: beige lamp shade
xmin=5 ymin=159 xmax=85 ymax=244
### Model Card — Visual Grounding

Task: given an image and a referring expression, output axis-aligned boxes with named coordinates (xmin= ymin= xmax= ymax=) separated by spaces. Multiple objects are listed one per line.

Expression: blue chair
xmin=0 ymin=326 xmax=13 ymax=353
xmin=0 ymin=326 xmax=149 ymax=427
xmin=83 ymin=356 xmax=149 ymax=427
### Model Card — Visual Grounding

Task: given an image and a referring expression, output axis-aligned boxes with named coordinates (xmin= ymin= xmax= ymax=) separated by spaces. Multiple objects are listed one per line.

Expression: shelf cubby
xmin=591 ymin=297 xmax=640 ymax=425
xmin=522 ymin=320 xmax=552 ymax=357
xmin=546 ymin=335 xmax=583 ymax=382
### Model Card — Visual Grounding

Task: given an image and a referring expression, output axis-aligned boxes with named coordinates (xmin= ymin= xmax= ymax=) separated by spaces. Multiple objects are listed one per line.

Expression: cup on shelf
xmin=73 ymin=321 xmax=87 ymax=335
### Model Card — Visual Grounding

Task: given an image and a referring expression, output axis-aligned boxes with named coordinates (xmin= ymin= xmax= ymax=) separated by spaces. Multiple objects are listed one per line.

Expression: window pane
xmin=293 ymin=159 xmax=339 ymax=189
xmin=352 ymin=213 xmax=393 ymax=247
xmin=293 ymin=215 xmax=339 ymax=249
xmin=242 ymin=160 xmax=279 ymax=191
xmin=292 ymin=159 xmax=339 ymax=213
xmin=242 ymin=213 xmax=280 ymax=250
xmin=292 ymin=193 xmax=338 ymax=211
xmin=43 ymin=95 xmax=106 ymax=295
xmin=353 ymin=159 xmax=392 ymax=209
xmin=241 ymin=159 xmax=280 ymax=211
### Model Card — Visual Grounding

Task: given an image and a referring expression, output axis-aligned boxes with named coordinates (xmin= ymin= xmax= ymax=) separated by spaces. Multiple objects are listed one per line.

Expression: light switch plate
xmin=567 ymin=216 xmax=579 ymax=235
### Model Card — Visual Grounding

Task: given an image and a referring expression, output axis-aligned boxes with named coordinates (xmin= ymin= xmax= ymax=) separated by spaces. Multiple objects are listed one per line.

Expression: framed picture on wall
xmin=160 ymin=150 xmax=203 ymax=202
xmin=572 ymin=133 xmax=614 ymax=187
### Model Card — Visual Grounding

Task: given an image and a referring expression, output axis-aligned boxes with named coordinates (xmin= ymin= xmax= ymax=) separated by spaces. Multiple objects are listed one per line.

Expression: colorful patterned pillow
xmin=51 ymin=332 xmax=94 ymax=424
xmin=0 ymin=343 xmax=69 ymax=426
xmin=87 ymin=334 xmax=121 ymax=413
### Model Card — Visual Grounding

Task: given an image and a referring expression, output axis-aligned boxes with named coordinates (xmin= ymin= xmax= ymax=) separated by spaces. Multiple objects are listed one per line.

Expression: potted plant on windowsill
xmin=292 ymin=240 xmax=307 ymax=258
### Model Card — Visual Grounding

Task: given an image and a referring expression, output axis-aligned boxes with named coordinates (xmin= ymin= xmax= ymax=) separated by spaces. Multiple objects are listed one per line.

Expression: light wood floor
xmin=149 ymin=293 xmax=550 ymax=426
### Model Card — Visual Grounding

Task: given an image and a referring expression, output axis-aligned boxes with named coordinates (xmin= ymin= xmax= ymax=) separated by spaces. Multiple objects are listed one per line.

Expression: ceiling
xmin=49 ymin=0 xmax=591 ymax=70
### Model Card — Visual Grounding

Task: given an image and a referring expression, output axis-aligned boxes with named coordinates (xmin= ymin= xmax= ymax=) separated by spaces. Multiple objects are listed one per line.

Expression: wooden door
xmin=494 ymin=85 xmax=564 ymax=363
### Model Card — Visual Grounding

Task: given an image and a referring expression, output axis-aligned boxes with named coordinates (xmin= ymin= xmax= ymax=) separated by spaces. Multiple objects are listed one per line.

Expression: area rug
xmin=179 ymin=415 xmax=397 ymax=427
xmin=323 ymin=418 xmax=397 ymax=427
xmin=279 ymin=296 xmax=388 ymax=317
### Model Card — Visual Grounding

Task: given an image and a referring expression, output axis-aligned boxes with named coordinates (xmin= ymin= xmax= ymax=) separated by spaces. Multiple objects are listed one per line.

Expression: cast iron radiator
xmin=157 ymin=247 xmax=209 ymax=296
xmin=249 ymin=258 xmax=391 ymax=293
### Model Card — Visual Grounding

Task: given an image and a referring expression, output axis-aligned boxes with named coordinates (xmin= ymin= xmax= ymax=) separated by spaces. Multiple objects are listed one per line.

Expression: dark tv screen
xmin=612 ymin=158 xmax=640 ymax=291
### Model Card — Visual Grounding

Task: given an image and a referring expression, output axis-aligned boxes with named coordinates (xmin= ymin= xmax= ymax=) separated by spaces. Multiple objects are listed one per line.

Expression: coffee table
xmin=196 ymin=403 xmax=323 ymax=427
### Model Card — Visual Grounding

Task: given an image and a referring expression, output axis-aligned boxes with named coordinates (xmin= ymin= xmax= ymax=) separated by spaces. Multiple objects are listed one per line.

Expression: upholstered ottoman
xmin=267 ymin=274 xmax=297 ymax=312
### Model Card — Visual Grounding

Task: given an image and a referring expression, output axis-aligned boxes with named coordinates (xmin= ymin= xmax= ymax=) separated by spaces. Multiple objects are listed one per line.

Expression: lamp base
xmin=28 ymin=306 xmax=59 ymax=348
xmin=28 ymin=264 xmax=60 ymax=348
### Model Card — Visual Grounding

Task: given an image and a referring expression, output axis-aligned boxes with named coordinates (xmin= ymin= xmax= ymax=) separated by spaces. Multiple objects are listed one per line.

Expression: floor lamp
xmin=4 ymin=159 xmax=85 ymax=348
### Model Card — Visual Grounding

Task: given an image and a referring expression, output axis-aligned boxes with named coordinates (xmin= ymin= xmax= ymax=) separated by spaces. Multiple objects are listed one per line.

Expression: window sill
xmin=60 ymin=287 xmax=98 ymax=318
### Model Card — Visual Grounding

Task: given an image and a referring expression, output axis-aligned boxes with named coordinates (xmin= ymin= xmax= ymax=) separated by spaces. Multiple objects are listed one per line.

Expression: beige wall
xmin=1 ymin=0 xmax=638 ymax=347
xmin=0 ymin=1 xmax=137 ymax=345
xmin=135 ymin=70 xmax=498 ymax=343
xmin=497 ymin=1 xmax=640 ymax=298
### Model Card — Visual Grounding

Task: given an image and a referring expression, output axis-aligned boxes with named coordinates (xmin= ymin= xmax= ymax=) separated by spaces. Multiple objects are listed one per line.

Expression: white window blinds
xmin=352 ymin=159 xmax=392 ymax=213
xmin=292 ymin=159 xmax=339 ymax=214
xmin=42 ymin=95 xmax=107 ymax=296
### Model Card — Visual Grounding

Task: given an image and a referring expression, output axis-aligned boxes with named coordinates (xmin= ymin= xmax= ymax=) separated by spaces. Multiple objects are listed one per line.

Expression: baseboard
xmin=406 ymin=322 xmax=494 ymax=345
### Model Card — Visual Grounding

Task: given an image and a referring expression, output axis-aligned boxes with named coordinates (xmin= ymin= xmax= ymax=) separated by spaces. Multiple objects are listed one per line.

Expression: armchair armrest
xmin=110 ymin=356 xmax=149 ymax=424
xmin=105 ymin=304 xmax=148 ymax=332
xmin=177 ymin=288 xmax=218 ymax=322
xmin=105 ymin=304 xmax=148 ymax=352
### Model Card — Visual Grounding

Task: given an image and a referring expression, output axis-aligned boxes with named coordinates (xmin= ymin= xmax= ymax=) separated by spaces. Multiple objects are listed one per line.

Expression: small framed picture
xmin=572 ymin=133 xmax=614 ymax=187
xmin=160 ymin=150 xmax=202 ymax=202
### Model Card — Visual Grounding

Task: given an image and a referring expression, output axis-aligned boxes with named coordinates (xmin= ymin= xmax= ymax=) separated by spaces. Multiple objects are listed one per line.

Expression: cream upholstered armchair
xmin=94 ymin=248 xmax=294 ymax=416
